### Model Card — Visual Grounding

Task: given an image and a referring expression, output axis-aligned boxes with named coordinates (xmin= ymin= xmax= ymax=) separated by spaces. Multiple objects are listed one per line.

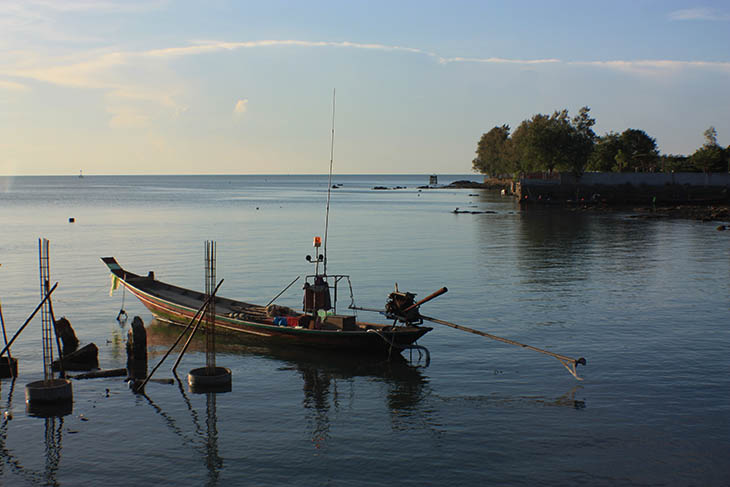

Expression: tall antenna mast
xmin=323 ymin=88 xmax=336 ymax=275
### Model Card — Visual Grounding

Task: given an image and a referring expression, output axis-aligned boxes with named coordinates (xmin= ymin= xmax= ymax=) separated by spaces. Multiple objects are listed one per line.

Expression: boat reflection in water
xmin=145 ymin=319 xmax=431 ymax=446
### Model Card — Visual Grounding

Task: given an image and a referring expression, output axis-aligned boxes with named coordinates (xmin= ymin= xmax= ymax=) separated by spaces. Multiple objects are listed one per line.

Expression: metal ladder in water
xmin=205 ymin=241 xmax=216 ymax=371
xmin=39 ymin=238 xmax=54 ymax=381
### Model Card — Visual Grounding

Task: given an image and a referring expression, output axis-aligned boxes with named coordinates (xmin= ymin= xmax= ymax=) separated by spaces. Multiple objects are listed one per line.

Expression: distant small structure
xmin=429 ymin=175 xmax=438 ymax=185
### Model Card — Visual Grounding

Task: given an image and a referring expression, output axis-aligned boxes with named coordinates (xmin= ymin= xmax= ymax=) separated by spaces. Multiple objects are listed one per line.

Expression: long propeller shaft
xmin=420 ymin=314 xmax=586 ymax=380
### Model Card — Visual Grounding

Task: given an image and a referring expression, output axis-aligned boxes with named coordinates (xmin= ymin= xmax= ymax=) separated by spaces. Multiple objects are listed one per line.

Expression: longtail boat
xmin=102 ymin=257 xmax=432 ymax=355
xmin=100 ymin=90 xmax=587 ymax=378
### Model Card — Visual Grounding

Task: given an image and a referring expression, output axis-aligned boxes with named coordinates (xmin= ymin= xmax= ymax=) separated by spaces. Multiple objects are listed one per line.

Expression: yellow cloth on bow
xmin=109 ymin=274 xmax=120 ymax=296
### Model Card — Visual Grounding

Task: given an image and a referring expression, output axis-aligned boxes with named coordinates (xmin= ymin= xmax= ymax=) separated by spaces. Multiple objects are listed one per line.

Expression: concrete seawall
xmin=514 ymin=172 xmax=730 ymax=205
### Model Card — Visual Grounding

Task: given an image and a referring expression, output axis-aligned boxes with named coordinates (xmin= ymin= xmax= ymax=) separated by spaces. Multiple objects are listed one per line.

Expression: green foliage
xmin=565 ymin=107 xmax=597 ymax=175
xmin=587 ymin=132 xmax=621 ymax=171
xmin=472 ymin=125 xmax=511 ymax=176
xmin=660 ymin=154 xmax=693 ymax=172
xmin=690 ymin=146 xmax=726 ymax=172
xmin=514 ymin=113 xmax=565 ymax=173
xmin=618 ymin=129 xmax=660 ymax=172
xmin=473 ymin=106 xmax=596 ymax=177
xmin=690 ymin=127 xmax=728 ymax=172
xmin=614 ymin=149 xmax=628 ymax=172
xmin=473 ymin=115 xmax=728 ymax=176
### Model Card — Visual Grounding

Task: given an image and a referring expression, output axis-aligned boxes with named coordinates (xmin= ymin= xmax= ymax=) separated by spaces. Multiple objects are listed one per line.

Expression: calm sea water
xmin=0 ymin=175 xmax=728 ymax=486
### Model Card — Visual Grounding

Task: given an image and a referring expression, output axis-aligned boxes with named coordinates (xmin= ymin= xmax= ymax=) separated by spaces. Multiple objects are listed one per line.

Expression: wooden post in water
xmin=126 ymin=316 xmax=148 ymax=381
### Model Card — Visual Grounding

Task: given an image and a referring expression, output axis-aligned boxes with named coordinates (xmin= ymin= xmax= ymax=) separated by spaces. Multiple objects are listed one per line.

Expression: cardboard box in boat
xmin=321 ymin=314 xmax=356 ymax=331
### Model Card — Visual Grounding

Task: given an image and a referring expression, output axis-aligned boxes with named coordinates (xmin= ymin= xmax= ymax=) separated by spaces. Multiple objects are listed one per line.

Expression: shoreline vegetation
xmin=462 ymin=106 xmax=729 ymax=224
xmin=471 ymin=107 xmax=729 ymax=177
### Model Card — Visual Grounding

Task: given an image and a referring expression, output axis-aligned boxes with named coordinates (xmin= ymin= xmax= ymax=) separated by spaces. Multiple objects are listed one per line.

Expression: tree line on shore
xmin=472 ymin=107 xmax=729 ymax=177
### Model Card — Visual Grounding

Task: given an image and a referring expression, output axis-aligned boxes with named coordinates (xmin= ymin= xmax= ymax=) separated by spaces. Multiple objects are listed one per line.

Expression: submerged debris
xmin=52 ymin=343 xmax=98 ymax=371
xmin=452 ymin=208 xmax=496 ymax=214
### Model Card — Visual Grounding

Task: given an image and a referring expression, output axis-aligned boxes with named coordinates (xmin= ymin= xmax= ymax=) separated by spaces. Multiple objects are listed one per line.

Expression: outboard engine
xmin=385 ymin=290 xmax=422 ymax=324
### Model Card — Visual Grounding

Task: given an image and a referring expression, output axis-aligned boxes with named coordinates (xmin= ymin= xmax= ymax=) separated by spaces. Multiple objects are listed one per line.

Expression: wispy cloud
xmin=144 ymin=39 xmax=433 ymax=60
xmin=139 ymin=38 xmax=730 ymax=73
xmin=573 ymin=59 xmax=730 ymax=76
xmin=9 ymin=51 xmax=128 ymax=89
xmin=438 ymin=56 xmax=561 ymax=65
xmin=5 ymin=38 xmax=730 ymax=93
xmin=144 ymin=39 xmax=563 ymax=66
xmin=2 ymin=37 xmax=729 ymax=126
xmin=234 ymin=99 xmax=248 ymax=116
xmin=2 ymin=48 xmax=187 ymax=115
xmin=669 ymin=7 xmax=730 ymax=21
xmin=0 ymin=79 xmax=28 ymax=91
xmin=107 ymin=106 xmax=148 ymax=129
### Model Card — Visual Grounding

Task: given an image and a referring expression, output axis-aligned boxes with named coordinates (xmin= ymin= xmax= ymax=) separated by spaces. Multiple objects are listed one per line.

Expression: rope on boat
xmin=407 ymin=343 xmax=430 ymax=367
xmin=366 ymin=329 xmax=430 ymax=366
xmin=109 ymin=272 xmax=127 ymax=322
xmin=117 ymin=274 xmax=127 ymax=323
xmin=346 ymin=277 xmax=356 ymax=311
xmin=366 ymin=329 xmax=395 ymax=359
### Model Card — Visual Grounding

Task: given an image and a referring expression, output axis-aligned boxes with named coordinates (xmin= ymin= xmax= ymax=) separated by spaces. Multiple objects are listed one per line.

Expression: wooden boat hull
xmin=102 ymin=257 xmax=431 ymax=354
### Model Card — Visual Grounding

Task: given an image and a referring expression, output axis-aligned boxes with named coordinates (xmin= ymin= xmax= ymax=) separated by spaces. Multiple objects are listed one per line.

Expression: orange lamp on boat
xmin=313 ymin=236 xmax=322 ymax=248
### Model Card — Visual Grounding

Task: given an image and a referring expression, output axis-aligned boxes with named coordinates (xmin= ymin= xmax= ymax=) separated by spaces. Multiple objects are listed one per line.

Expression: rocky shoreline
xmin=563 ymin=202 xmax=729 ymax=225
xmin=368 ymin=179 xmax=729 ymax=225
xmin=444 ymin=179 xmax=510 ymax=190
xmin=627 ymin=204 xmax=730 ymax=224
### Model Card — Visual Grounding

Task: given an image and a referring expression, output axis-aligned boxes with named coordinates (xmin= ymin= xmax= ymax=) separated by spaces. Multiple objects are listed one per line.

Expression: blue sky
xmin=1 ymin=0 xmax=729 ymax=175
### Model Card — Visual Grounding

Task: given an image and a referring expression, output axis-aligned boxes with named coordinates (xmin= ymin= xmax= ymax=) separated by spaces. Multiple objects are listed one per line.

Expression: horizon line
xmin=0 ymin=172 xmax=479 ymax=177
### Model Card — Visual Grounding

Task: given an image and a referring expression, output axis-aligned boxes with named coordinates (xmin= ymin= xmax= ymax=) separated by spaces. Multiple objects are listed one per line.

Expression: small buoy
xmin=68 ymin=217 xmax=75 ymax=223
